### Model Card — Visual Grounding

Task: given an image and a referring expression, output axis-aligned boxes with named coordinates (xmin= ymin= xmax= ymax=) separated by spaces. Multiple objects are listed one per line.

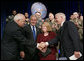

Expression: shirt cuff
xmin=45 ymin=42 xmax=49 ymax=46
xmin=37 ymin=43 xmax=39 ymax=48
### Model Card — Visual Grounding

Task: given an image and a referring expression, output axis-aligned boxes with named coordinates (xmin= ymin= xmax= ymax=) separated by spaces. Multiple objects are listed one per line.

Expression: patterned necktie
xmin=32 ymin=26 xmax=36 ymax=40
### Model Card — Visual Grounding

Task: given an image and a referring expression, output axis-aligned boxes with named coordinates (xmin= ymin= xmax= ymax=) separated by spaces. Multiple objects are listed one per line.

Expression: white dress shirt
xmin=30 ymin=25 xmax=37 ymax=35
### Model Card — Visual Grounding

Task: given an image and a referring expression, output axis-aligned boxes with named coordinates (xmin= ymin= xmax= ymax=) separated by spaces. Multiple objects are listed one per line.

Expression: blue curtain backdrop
xmin=1 ymin=1 xmax=6 ymax=39
xmin=64 ymin=0 xmax=83 ymax=20
xmin=1 ymin=0 xmax=83 ymax=39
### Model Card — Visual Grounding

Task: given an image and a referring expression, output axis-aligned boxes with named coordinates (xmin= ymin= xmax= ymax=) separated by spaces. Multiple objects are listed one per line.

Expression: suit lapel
xmin=36 ymin=27 xmax=39 ymax=38
xmin=26 ymin=25 xmax=40 ymax=41
xmin=29 ymin=25 xmax=35 ymax=41
xmin=59 ymin=22 xmax=65 ymax=41
xmin=29 ymin=25 xmax=39 ymax=41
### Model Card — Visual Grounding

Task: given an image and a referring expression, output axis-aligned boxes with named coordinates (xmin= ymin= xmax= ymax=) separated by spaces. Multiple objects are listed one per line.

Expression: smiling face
xmin=41 ymin=22 xmax=52 ymax=33
xmin=30 ymin=15 xmax=37 ymax=26
xmin=55 ymin=15 xmax=62 ymax=25
xmin=42 ymin=24 xmax=47 ymax=33
xmin=55 ymin=13 xmax=66 ymax=25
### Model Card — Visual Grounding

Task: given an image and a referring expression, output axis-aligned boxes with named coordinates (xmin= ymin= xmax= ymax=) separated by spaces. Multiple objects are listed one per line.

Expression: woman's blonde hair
xmin=42 ymin=22 xmax=52 ymax=32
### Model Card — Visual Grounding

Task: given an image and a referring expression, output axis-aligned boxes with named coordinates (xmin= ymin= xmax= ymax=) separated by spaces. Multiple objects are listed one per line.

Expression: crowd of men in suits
xmin=1 ymin=10 xmax=83 ymax=60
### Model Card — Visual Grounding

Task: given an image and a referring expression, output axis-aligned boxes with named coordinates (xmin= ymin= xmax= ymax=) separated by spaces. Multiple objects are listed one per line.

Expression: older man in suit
xmin=23 ymin=15 xmax=41 ymax=60
xmin=1 ymin=13 xmax=27 ymax=60
xmin=38 ymin=13 xmax=83 ymax=60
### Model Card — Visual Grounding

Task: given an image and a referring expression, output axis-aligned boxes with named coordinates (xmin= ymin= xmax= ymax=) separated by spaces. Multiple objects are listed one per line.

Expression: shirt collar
xmin=30 ymin=25 xmax=36 ymax=32
xmin=61 ymin=20 xmax=65 ymax=27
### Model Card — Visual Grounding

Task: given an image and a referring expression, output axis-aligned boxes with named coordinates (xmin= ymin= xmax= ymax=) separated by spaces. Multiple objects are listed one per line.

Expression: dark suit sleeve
xmin=12 ymin=28 xmax=37 ymax=51
xmin=12 ymin=29 xmax=27 ymax=51
xmin=68 ymin=21 xmax=80 ymax=51
xmin=48 ymin=34 xmax=59 ymax=45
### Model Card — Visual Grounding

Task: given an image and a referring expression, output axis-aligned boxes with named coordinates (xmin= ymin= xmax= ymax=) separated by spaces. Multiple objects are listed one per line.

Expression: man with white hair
xmin=1 ymin=13 xmax=28 ymax=60
xmin=38 ymin=12 xmax=83 ymax=60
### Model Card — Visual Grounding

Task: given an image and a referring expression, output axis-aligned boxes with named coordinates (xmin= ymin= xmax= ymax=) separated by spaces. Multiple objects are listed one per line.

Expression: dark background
xmin=1 ymin=0 xmax=83 ymax=39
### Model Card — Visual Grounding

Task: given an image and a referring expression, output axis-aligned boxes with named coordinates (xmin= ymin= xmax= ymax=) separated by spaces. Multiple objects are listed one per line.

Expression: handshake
xmin=37 ymin=42 xmax=48 ymax=53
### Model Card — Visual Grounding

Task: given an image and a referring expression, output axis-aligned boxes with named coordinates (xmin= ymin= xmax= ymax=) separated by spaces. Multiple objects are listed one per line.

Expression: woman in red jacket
xmin=37 ymin=22 xmax=57 ymax=60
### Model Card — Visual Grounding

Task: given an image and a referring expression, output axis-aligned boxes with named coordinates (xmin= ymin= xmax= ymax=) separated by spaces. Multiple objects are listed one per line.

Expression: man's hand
xmin=20 ymin=51 xmax=25 ymax=58
xmin=74 ymin=51 xmax=80 ymax=58
xmin=41 ymin=47 xmax=47 ymax=53
xmin=37 ymin=42 xmax=48 ymax=52
xmin=39 ymin=42 xmax=47 ymax=48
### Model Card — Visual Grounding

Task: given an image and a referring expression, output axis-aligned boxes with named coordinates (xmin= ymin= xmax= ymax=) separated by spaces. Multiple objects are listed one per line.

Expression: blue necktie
xmin=32 ymin=26 xmax=36 ymax=40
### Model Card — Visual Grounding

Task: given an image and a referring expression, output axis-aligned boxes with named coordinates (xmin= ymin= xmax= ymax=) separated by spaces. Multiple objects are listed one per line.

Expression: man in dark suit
xmin=38 ymin=13 xmax=83 ymax=60
xmin=1 ymin=13 xmax=27 ymax=60
xmin=23 ymin=15 xmax=41 ymax=60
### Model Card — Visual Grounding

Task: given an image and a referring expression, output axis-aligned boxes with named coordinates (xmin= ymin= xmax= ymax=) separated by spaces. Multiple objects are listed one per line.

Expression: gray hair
xmin=30 ymin=15 xmax=37 ymax=20
xmin=55 ymin=12 xmax=66 ymax=21
xmin=14 ymin=13 xmax=25 ymax=21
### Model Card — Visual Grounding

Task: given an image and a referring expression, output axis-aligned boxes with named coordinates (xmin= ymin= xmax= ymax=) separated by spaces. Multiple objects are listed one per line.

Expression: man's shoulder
xmin=63 ymin=21 xmax=75 ymax=28
xmin=4 ymin=21 xmax=21 ymax=34
xmin=23 ymin=24 xmax=31 ymax=31
xmin=6 ymin=21 xmax=17 ymax=28
xmin=24 ymin=24 xmax=30 ymax=28
xmin=36 ymin=27 xmax=41 ymax=32
xmin=65 ymin=21 xmax=74 ymax=25
xmin=64 ymin=21 xmax=76 ymax=28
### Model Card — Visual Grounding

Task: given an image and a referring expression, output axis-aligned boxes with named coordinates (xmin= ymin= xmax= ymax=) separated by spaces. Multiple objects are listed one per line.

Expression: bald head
xmin=49 ymin=13 xmax=54 ymax=20
xmin=14 ymin=13 xmax=26 ymax=27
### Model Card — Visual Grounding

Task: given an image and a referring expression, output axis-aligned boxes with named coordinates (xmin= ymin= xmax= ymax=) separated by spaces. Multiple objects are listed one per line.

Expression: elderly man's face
xmin=30 ymin=16 xmax=37 ymax=26
xmin=49 ymin=13 xmax=54 ymax=20
xmin=55 ymin=15 xmax=62 ymax=25
xmin=18 ymin=17 xmax=26 ymax=27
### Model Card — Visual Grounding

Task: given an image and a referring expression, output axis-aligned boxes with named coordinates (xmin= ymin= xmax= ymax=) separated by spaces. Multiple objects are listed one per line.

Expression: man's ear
xmin=17 ymin=19 xmax=20 ymax=22
xmin=61 ymin=16 xmax=63 ymax=19
xmin=61 ymin=16 xmax=64 ymax=21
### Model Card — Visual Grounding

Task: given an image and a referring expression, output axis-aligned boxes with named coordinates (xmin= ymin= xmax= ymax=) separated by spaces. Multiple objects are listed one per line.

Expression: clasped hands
xmin=37 ymin=42 xmax=48 ymax=53
xmin=20 ymin=42 xmax=48 ymax=58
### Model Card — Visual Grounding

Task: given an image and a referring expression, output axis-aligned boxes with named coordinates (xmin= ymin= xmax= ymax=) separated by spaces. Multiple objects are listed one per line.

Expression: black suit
xmin=23 ymin=24 xmax=41 ymax=60
xmin=48 ymin=21 xmax=83 ymax=59
xmin=1 ymin=21 xmax=27 ymax=60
